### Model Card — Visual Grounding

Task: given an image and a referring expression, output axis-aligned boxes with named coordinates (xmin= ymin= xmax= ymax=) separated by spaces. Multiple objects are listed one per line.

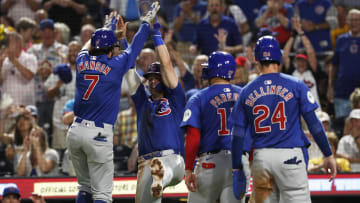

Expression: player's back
xmin=240 ymin=73 xmax=317 ymax=149
xmin=74 ymin=51 xmax=129 ymax=125
xmin=184 ymin=84 xmax=242 ymax=154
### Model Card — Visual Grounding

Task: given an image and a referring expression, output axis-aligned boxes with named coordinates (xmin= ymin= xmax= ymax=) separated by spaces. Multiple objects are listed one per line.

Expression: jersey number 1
xmin=217 ymin=108 xmax=230 ymax=136
xmin=82 ymin=74 xmax=99 ymax=100
xmin=253 ymin=101 xmax=287 ymax=133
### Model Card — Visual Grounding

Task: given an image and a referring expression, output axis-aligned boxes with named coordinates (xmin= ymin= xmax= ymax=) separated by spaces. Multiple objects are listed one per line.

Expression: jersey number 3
xmin=253 ymin=101 xmax=287 ymax=133
xmin=82 ymin=74 xmax=99 ymax=100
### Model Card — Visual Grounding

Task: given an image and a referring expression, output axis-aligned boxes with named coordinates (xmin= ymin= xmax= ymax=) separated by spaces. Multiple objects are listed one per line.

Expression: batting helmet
xmin=254 ymin=36 xmax=282 ymax=63
xmin=90 ymin=28 xmax=117 ymax=49
xmin=201 ymin=51 xmax=236 ymax=80
xmin=143 ymin=62 xmax=161 ymax=79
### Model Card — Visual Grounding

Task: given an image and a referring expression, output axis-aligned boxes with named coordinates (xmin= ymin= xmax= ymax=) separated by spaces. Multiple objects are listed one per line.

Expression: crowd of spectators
xmin=0 ymin=0 xmax=360 ymax=179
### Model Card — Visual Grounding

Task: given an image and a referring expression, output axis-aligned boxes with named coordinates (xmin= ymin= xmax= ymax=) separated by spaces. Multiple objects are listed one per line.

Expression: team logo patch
xmin=263 ymin=51 xmax=271 ymax=57
xmin=307 ymin=91 xmax=315 ymax=104
xmin=350 ymin=43 xmax=358 ymax=54
xmin=223 ymin=88 xmax=230 ymax=92
xmin=183 ymin=109 xmax=192 ymax=122
xmin=315 ymin=5 xmax=324 ymax=15
xmin=155 ymin=98 xmax=171 ymax=116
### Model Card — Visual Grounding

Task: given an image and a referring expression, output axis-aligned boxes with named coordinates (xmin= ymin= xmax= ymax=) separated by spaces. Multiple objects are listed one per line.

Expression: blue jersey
xmin=296 ymin=0 xmax=333 ymax=51
xmin=230 ymin=73 xmax=318 ymax=149
xmin=74 ymin=24 xmax=149 ymax=125
xmin=180 ymin=84 xmax=242 ymax=154
xmin=332 ymin=32 xmax=360 ymax=99
xmin=132 ymin=82 xmax=185 ymax=156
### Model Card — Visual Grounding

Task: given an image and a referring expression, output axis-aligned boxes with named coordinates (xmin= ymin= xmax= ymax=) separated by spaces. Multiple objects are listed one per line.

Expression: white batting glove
xmin=104 ymin=11 xmax=119 ymax=31
xmin=141 ymin=1 xmax=160 ymax=25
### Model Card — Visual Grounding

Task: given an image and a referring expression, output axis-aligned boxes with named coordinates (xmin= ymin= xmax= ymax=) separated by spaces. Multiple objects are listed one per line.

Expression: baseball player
xmin=180 ymin=51 xmax=250 ymax=203
xmin=123 ymin=22 xmax=185 ymax=203
xmin=66 ymin=3 xmax=160 ymax=203
xmin=230 ymin=36 xmax=337 ymax=202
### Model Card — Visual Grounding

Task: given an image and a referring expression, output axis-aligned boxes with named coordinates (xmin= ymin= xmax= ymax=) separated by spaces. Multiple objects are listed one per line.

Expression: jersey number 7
xmin=82 ymin=74 xmax=99 ymax=100
xmin=253 ymin=101 xmax=287 ymax=133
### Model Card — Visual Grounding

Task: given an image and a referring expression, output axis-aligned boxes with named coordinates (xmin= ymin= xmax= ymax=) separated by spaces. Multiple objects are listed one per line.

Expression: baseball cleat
xmin=150 ymin=158 xmax=164 ymax=198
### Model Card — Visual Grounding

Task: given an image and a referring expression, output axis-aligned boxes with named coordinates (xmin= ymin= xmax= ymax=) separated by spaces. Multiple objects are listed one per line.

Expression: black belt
xmin=74 ymin=117 xmax=105 ymax=128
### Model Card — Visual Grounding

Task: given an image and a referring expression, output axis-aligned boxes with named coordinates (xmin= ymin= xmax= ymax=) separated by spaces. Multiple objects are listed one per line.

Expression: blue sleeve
xmin=229 ymin=91 xmax=247 ymax=127
xmin=255 ymin=6 xmax=267 ymax=28
xmin=61 ymin=99 xmax=74 ymax=115
xmin=167 ymin=82 xmax=186 ymax=110
xmin=231 ymin=125 xmax=246 ymax=169
xmin=303 ymin=111 xmax=332 ymax=157
xmin=180 ymin=93 xmax=201 ymax=129
xmin=132 ymin=84 xmax=148 ymax=111
xmin=298 ymin=80 xmax=318 ymax=114
xmin=182 ymin=70 xmax=195 ymax=91
xmin=124 ymin=23 xmax=150 ymax=70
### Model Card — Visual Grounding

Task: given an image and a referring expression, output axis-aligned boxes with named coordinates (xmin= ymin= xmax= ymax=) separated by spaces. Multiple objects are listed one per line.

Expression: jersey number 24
xmin=253 ymin=101 xmax=287 ymax=133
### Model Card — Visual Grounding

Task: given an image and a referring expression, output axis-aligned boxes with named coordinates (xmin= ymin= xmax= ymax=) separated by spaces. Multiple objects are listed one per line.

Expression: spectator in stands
xmin=1 ymin=0 xmax=41 ymax=24
xmin=45 ymin=41 xmax=80 ymax=163
xmin=184 ymin=54 xmax=208 ymax=100
xmin=189 ymin=0 xmax=242 ymax=55
xmin=234 ymin=0 xmax=263 ymax=32
xmin=34 ymin=9 xmax=48 ymax=25
xmin=2 ymin=186 xmax=21 ymax=203
xmin=255 ymin=0 xmax=294 ymax=47
xmin=60 ymin=98 xmax=75 ymax=176
xmin=282 ymin=17 xmax=320 ymax=106
xmin=54 ymin=22 xmax=71 ymax=45
xmin=328 ymin=9 xmax=360 ymax=137
xmin=28 ymin=18 xmax=68 ymax=138
xmin=0 ymin=31 xmax=38 ymax=106
xmin=343 ymin=88 xmax=360 ymax=138
xmin=337 ymin=109 xmax=360 ymax=172
xmin=15 ymin=17 xmax=37 ymax=51
xmin=43 ymin=0 xmax=88 ymax=36
xmin=308 ymin=132 xmax=351 ymax=173
xmin=295 ymin=0 xmax=338 ymax=52
xmin=136 ymin=48 xmax=156 ymax=76
xmin=173 ymin=0 xmax=208 ymax=64
xmin=16 ymin=126 xmax=59 ymax=176
xmin=79 ymin=24 xmax=96 ymax=45
xmin=331 ymin=3 xmax=349 ymax=48
xmin=231 ymin=55 xmax=250 ymax=87
xmin=221 ymin=0 xmax=251 ymax=46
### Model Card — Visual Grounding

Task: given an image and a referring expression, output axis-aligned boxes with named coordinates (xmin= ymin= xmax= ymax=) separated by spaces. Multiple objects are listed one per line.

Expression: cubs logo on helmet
xmin=91 ymin=28 xmax=117 ymax=49
xmin=144 ymin=62 xmax=161 ymax=79
xmin=201 ymin=51 xmax=236 ymax=80
xmin=254 ymin=36 xmax=282 ymax=63
xmin=156 ymin=98 xmax=171 ymax=116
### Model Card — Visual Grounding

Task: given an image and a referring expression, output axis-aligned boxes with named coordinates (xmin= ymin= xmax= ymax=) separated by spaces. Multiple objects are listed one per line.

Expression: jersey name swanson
xmin=77 ymin=60 xmax=112 ymax=75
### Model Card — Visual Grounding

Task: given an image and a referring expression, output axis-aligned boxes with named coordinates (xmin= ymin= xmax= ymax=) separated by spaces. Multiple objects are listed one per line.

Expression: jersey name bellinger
xmin=77 ymin=60 xmax=112 ymax=75
xmin=245 ymin=85 xmax=294 ymax=107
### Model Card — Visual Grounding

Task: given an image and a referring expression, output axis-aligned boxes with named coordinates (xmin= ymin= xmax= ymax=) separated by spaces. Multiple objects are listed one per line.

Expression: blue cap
xmin=2 ymin=186 xmax=20 ymax=199
xmin=40 ymin=19 xmax=54 ymax=30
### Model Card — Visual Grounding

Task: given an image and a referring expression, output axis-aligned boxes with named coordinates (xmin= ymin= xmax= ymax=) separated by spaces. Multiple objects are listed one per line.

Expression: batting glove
xmin=232 ymin=169 xmax=247 ymax=200
xmin=141 ymin=1 xmax=160 ymax=25
xmin=104 ymin=11 xmax=119 ymax=31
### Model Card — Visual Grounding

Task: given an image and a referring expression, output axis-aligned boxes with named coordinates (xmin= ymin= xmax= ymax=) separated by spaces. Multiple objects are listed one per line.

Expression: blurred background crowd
xmin=0 ymin=0 xmax=360 ymax=179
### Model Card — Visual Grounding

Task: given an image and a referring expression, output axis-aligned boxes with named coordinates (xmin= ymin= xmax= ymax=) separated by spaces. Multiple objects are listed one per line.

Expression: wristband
xmin=151 ymin=29 xmax=164 ymax=47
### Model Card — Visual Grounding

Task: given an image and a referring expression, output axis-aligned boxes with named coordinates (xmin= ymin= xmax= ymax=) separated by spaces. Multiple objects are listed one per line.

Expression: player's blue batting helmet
xmin=201 ymin=51 xmax=236 ymax=80
xmin=254 ymin=36 xmax=282 ymax=63
xmin=143 ymin=62 xmax=161 ymax=79
xmin=90 ymin=28 xmax=117 ymax=49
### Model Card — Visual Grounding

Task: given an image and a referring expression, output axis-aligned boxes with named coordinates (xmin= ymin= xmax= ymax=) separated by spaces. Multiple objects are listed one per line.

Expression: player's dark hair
xmin=260 ymin=60 xmax=280 ymax=66
xmin=89 ymin=46 xmax=114 ymax=56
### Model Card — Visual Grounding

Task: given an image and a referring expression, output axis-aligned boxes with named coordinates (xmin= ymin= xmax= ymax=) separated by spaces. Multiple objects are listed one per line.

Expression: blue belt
xmin=74 ymin=117 xmax=105 ymax=128
xmin=140 ymin=149 xmax=179 ymax=160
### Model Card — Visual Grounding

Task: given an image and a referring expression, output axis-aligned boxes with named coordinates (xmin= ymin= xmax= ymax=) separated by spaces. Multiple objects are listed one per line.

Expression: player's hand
xmin=115 ymin=15 xmax=128 ymax=39
xmin=185 ymin=170 xmax=197 ymax=192
xmin=232 ymin=169 xmax=247 ymax=200
xmin=104 ymin=11 xmax=119 ymax=31
xmin=323 ymin=155 xmax=337 ymax=182
xmin=141 ymin=1 xmax=160 ymax=25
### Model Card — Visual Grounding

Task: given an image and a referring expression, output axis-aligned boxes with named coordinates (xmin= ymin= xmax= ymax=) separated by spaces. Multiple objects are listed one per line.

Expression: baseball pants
xmin=249 ymin=148 xmax=311 ymax=203
xmin=188 ymin=151 xmax=250 ymax=203
xmin=135 ymin=153 xmax=185 ymax=203
xmin=66 ymin=119 xmax=114 ymax=203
